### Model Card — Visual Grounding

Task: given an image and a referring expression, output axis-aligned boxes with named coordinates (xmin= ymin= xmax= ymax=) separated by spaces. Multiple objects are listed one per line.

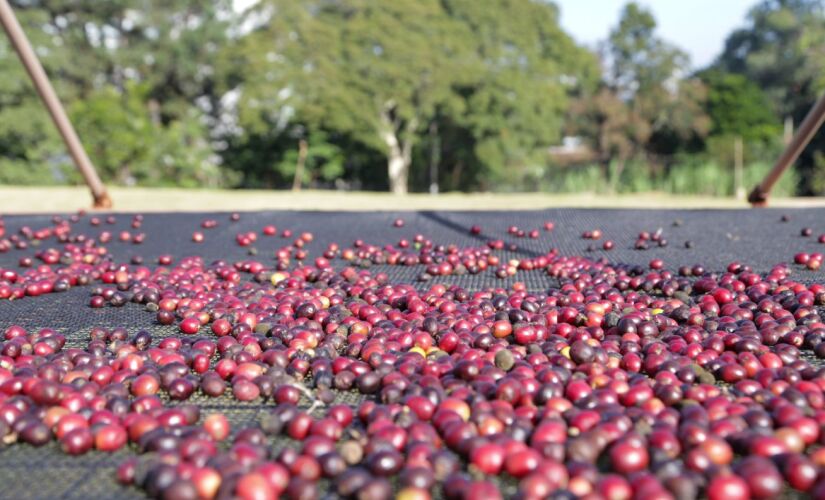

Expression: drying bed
xmin=0 ymin=208 xmax=823 ymax=499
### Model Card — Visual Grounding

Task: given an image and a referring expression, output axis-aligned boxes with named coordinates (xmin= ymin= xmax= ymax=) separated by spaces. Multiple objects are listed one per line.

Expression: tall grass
xmin=540 ymin=160 xmax=798 ymax=197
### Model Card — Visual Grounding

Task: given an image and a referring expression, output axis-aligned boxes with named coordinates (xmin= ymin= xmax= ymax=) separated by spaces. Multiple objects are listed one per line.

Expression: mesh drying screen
xmin=0 ymin=207 xmax=820 ymax=499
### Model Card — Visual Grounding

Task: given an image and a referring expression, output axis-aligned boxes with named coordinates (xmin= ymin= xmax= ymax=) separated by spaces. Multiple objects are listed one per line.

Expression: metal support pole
xmin=0 ymin=0 xmax=111 ymax=208
xmin=428 ymin=121 xmax=439 ymax=195
xmin=749 ymin=91 xmax=825 ymax=206
xmin=734 ymin=136 xmax=744 ymax=200
xmin=292 ymin=139 xmax=307 ymax=192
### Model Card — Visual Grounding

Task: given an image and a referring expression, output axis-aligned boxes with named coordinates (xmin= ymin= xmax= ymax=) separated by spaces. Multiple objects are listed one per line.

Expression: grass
xmin=4 ymin=185 xmax=825 ymax=213
xmin=541 ymin=161 xmax=799 ymax=199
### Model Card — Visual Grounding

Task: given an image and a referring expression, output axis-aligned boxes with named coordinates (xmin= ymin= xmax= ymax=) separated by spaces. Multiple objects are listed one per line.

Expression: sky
xmin=232 ymin=0 xmax=756 ymax=70
xmin=556 ymin=0 xmax=757 ymax=70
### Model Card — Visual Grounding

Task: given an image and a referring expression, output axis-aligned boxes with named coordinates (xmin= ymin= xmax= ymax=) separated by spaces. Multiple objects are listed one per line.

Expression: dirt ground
xmin=3 ymin=185 xmax=824 ymax=213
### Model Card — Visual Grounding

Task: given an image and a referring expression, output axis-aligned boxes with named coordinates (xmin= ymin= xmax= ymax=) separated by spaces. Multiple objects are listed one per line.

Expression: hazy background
xmin=1 ymin=0 xmax=822 ymax=198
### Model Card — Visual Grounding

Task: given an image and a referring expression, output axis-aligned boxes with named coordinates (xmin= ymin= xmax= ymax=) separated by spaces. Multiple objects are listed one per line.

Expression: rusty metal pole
xmin=749 ymin=91 xmax=825 ymax=207
xmin=0 ymin=0 xmax=111 ymax=208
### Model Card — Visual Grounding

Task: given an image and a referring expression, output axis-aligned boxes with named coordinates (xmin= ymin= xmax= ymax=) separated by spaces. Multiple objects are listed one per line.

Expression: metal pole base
xmin=93 ymin=192 xmax=113 ymax=209
xmin=747 ymin=186 xmax=768 ymax=207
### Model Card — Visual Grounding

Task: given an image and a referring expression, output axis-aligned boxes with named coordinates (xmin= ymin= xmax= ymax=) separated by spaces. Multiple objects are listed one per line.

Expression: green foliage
xmin=0 ymin=4 xmax=80 ymax=184
xmin=70 ymin=84 xmax=227 ymax=187
xmin=568 ymin=86 xmax=650 ymax=167
xmin=664 ymin=160 xmax=733 ymax=196
xmin=719 ymin=0 xmax=825 ymax=116
xmin=666 ymin=160 xmax=798 ymax=197
xmin=700 ymin=71 xmax=781 ymax=142
xmin=0 ymin=0 xmax=813 ymax=196
xmin=229 ymin=0 xmax=594 ymax=193
xmin=570 ymin=1 xmax=710 ymax=180
xmin=70 ymin=85 xmax=154 ymax=184
xmin=543 ymin=163 xmax=611 ymax=194
xmin=222 ymin=127 xmax=364 ymax=189
xmin=276 ymin=132 xmax=345 ymax=186
xmin=438 ymin=0 xmax=598 ymax=191
xmin=809 ymin=151 xmax=825 ymax=194
xmin=704 ymin=135 xmax=783 ymax=172
xmin=540 ymin=159 xmax=798 ymax=198
xmin=0 ymin=158 xmax=75 ymax=185
xmin=229 ymin=0 xmax=470 ymax=192
xmin=1 ymin=0 xmax=232 ymax=186
xmin=716 ymin=0 xmax=825 ymax=193
xmin=607 ymin=2 xmax=688 ymax=97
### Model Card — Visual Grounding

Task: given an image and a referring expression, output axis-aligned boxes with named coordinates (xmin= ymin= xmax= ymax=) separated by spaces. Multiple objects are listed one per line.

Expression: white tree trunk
xmin=387 ymin=147 xmax=408 ymax=194
xmin=380 ymin=105 xmax=415 ymax=194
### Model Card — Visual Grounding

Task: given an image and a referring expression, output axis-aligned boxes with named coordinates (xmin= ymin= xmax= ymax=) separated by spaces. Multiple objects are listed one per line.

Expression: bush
xmin=538 ymin=158 xmax=798 ymax=197
xmin=70 ymin=83 xmax=231 ymax=188
xmin=541 ymin=164 xmax=605 ymax=193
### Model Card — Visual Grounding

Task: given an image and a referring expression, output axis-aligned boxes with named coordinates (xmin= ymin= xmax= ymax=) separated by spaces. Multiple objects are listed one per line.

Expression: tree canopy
xmin=716 ymin=0 xmax=825 ymax=193
xmin=0 ymin=0 xmax=822 ymax=194
xmin=567 ymin=2 xmax=710 ymax=188
xmin=699 ymin=70 xmax=779 ymax=142
xmin=225 ymin=0 xmax=596 ymax=193
xmin=1 ymin=0 xmax=234 ymax=186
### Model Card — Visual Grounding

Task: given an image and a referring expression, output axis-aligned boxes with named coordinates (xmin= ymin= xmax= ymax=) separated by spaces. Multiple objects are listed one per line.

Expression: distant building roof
xmin=548 ymin=136 xmax=596 ymax=165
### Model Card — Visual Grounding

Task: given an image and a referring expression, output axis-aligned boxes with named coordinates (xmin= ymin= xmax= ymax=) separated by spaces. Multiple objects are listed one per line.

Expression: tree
xmin=570 ymin=2 xmax=709 ymax=187
xmin=606 ymin=2 xmax=687 ymax=99
xmin=568 ymin=86 xmax=650 ymax=187
xmin=276 ymin=131 xmax=344 ymax=189
xmin=0 ymin=2 xmax=99 ymax=184
xmin=70 ymin=83 xmax=224 ymax=187
xmin=230 ymin=0 xmax=468 ymax=194
xmin=716 ymin=0 xmax=825 ymax=193
xmin=435 ymin=0 xmax=599 ymax=191
xmin=719 ymin=0 xmax=825 ymax=118
xmin=229 ymin=0 xmax=593 ymax=193
xmin=0 ymin=1 xmax=235 ymax=185
xmin=699 ymin=70 xmax=780 ymax=142
xmin=606 ymin=2 xmax=710 ymax=155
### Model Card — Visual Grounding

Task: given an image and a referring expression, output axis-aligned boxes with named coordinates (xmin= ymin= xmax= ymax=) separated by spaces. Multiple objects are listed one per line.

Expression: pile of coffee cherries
xmin=1 ymin=212 xmax=825 ymax=500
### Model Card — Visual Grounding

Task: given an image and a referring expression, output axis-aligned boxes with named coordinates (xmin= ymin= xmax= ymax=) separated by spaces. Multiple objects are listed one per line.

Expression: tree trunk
xmin=450 ymin=160 xmax=464 ymax=190
xmin=600 ymin=157 xmax=611 ymax=185
xmin=428 ymin=121 xmax=440 ymax=194
xmin=609 ymin=158 xmax=626 ymax=193
xmin=148 ymin=99 xmax=162 ymax=126
xmin=386 ymin=150 xmax=408 ymax=194
xmin=380 ymin=104 xmax=415 ymax=194
xmin=292 ymin=139 xmax=308 ymax=192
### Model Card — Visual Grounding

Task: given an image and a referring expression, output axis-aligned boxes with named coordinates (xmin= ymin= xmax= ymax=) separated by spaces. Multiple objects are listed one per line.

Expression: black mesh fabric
xmin=0 ymin=207 xmax=820 ymax=499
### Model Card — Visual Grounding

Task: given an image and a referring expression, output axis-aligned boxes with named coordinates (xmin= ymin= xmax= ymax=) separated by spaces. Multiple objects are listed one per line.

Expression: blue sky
xmin=556 ymin=0 xmax=757 ymax=69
